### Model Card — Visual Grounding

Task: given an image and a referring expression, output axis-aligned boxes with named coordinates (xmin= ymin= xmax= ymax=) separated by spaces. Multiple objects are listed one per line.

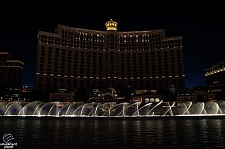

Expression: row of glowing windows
xmin=41 ymin=37 xmax=181 ymax=47
xmin=36 ymin=73 xmax=185 ymax=78
xmin=206 ymin=64 xmax=225 ymax=72
xmin=61 ymin=34 xmax=161 ymax=40
xmin=61 ymin=30 xmax=161 ymax=37
xmin=42 ymin=32 xmax=181 ymax=45
xmin=106 ymin=22 xmax=117 ymax=27
xmin=59 ymin=32 xmax=164 ymax=42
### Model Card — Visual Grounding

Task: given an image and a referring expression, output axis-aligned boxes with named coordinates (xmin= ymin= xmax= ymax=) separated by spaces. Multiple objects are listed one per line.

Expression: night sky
xmin=0 ymin=1 xmax=225 ymax=90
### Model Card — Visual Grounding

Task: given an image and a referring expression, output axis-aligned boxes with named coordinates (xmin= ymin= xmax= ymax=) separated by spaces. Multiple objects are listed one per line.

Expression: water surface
xmin=0 ymin=117 xmax=224 ymax=148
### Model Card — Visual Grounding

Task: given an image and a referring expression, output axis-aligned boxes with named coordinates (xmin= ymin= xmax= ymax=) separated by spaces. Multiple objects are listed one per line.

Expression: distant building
xmin=35 ymin=19 xmax=185 ymax=93
xmin=204 ymin=60 xmax=225 ymax=87
xmin=22 ymin=84 xmax=30 ymax=92
xmin=49 ymin=89 xmax=74 ymax=102
xmin=207 ymin=81 xmax=225 ymax=100
xmin=0 ymin=51 xmax=24 ymax=92
xmin=176 ymin=91 xmax=208 ymax=104
xmin=204 ymin=61 xmax=225 ymax=100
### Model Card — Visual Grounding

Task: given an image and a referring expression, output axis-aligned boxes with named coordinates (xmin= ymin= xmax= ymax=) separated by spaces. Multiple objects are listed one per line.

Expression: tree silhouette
xmin=74 ymin=86 xmax=88 ymax=102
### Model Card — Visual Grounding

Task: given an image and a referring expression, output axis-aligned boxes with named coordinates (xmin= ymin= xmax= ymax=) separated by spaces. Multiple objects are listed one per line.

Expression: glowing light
xmin=105 ymin=19 xmax=118 ymax=31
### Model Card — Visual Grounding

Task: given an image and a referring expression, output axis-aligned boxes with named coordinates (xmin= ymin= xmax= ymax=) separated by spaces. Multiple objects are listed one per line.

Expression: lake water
xmin=0 ymin=117 xmax=225 ymax=149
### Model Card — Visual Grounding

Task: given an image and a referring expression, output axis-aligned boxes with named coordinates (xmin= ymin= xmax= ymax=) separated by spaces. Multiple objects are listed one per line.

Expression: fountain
xmin=1 ymin=101 xmax=225 ymax=117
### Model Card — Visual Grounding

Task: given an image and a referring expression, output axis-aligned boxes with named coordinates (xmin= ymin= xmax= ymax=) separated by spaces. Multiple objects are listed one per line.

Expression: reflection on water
xmin=0 ymin=117 xmax=225 ymax=148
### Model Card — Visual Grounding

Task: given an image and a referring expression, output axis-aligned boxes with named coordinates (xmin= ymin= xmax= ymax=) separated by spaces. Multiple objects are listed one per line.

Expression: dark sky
xmin=0 ymin=1 xmax=225 ymax=90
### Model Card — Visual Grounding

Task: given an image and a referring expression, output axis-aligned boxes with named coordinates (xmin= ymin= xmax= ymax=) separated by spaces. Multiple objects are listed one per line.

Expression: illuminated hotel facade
xmin=35 ymin=19 xmax=185 ymax=92
xmin=204 ymin=61 xmax=225 ymax=87
xmin=0 ymin=51 xmax=24 ymax=91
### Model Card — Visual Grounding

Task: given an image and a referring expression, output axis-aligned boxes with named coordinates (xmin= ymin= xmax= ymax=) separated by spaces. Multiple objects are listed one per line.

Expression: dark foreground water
xmin=0 ymin=117 xmax=225 ymax=149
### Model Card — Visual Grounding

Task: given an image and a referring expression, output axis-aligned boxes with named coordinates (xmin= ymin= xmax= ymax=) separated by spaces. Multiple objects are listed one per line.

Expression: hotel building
xmin=204 ymin=61 xmax=225 ymax=90
xmin=0 ymin=51 xmax=24 ymax=92
xmin=35 ymin=19 xmax=185 ymax=92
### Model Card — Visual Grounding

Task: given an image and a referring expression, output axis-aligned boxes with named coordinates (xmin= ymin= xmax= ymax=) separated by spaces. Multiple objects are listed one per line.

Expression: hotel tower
xmin=35 ymin=19 xmax=185 ymax=92
xmin=0 ymin=51 xmax=24 ymax=92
